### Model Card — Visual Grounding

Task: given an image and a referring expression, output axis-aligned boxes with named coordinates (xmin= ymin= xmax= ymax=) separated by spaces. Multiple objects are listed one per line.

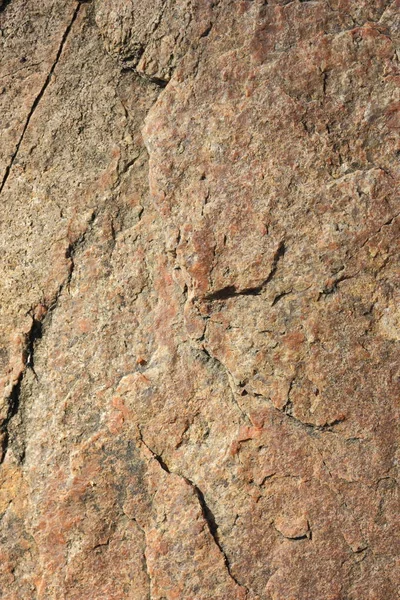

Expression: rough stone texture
xmin=0 ymin=1 xmax=399 ymax=598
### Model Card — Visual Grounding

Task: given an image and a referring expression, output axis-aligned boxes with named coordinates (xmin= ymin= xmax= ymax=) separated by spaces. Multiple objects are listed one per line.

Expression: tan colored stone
xmin=0 ymin=0 xmax=399 ymax=598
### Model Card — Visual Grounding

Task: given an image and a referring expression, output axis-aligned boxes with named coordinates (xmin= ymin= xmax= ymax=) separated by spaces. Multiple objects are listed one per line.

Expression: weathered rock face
xmin=0 ymin=0 xmax=399 ymax=598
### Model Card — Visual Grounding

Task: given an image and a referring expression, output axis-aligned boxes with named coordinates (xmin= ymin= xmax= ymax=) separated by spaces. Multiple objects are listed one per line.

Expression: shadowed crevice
xmin=205 ymin=240 xmax=285 ymax=301
xmin=0 ymin=0 xmax=13 ymax=14
xmin=185 ymin=477 xmax=250 ymax=595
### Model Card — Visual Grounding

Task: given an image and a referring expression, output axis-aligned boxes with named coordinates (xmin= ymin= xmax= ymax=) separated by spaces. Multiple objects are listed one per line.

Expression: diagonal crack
xmin=186 ymin=477 xmax=249 ymax=596
xmin=138 ymin=426 xmax=171 ymax=474
xmin=0 ymin=3 xmax=80 ymax=195
xmin=138 ymin=427 xmax=249 ymax=596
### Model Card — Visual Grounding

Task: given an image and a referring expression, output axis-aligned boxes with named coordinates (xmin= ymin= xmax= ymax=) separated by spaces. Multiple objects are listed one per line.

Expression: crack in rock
xmin=0 ymin=212 xmax=96 ymax=464
xmin=0 ymin=3 xmax=81 ymax=194
xmin=138 ymin=428 xmax=249 ymax=596
xmin=188 ymin=477 xmax=249 ymax=596
xmin=0 ymin=0 xmax=13 ymax=14
xmin=204 ymin=240 xmax=285 ymax=301
xmin=0 ymin=310 xmax=45 ymax=463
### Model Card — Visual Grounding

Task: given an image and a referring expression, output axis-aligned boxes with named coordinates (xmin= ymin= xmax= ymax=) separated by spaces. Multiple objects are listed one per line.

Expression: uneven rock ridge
xmin=0 ymin=1 xmax=399 ymax=598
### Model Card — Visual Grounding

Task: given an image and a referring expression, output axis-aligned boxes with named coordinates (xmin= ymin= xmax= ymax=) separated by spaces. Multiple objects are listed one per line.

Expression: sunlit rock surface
xmin=0 ymin=1 xmax=399 ymax=598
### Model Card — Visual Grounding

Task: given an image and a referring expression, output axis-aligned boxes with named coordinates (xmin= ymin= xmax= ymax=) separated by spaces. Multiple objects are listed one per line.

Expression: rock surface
xmin=0 ymin=0 xmax=399 ymax=598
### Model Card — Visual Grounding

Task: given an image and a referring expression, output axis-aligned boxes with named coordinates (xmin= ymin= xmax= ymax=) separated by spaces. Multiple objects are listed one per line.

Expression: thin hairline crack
xmin=0 ymin=2 xmax=81 ymax=195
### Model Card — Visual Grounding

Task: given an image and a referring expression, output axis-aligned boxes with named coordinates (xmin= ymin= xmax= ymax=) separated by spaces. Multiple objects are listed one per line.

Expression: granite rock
xmin=0 ymin=1 xmax=399 ymax=598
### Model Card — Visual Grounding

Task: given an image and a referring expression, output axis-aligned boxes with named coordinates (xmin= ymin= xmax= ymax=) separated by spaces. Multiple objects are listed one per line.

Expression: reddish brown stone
xmin=0 ymin=0 xmax=399 ymax=598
